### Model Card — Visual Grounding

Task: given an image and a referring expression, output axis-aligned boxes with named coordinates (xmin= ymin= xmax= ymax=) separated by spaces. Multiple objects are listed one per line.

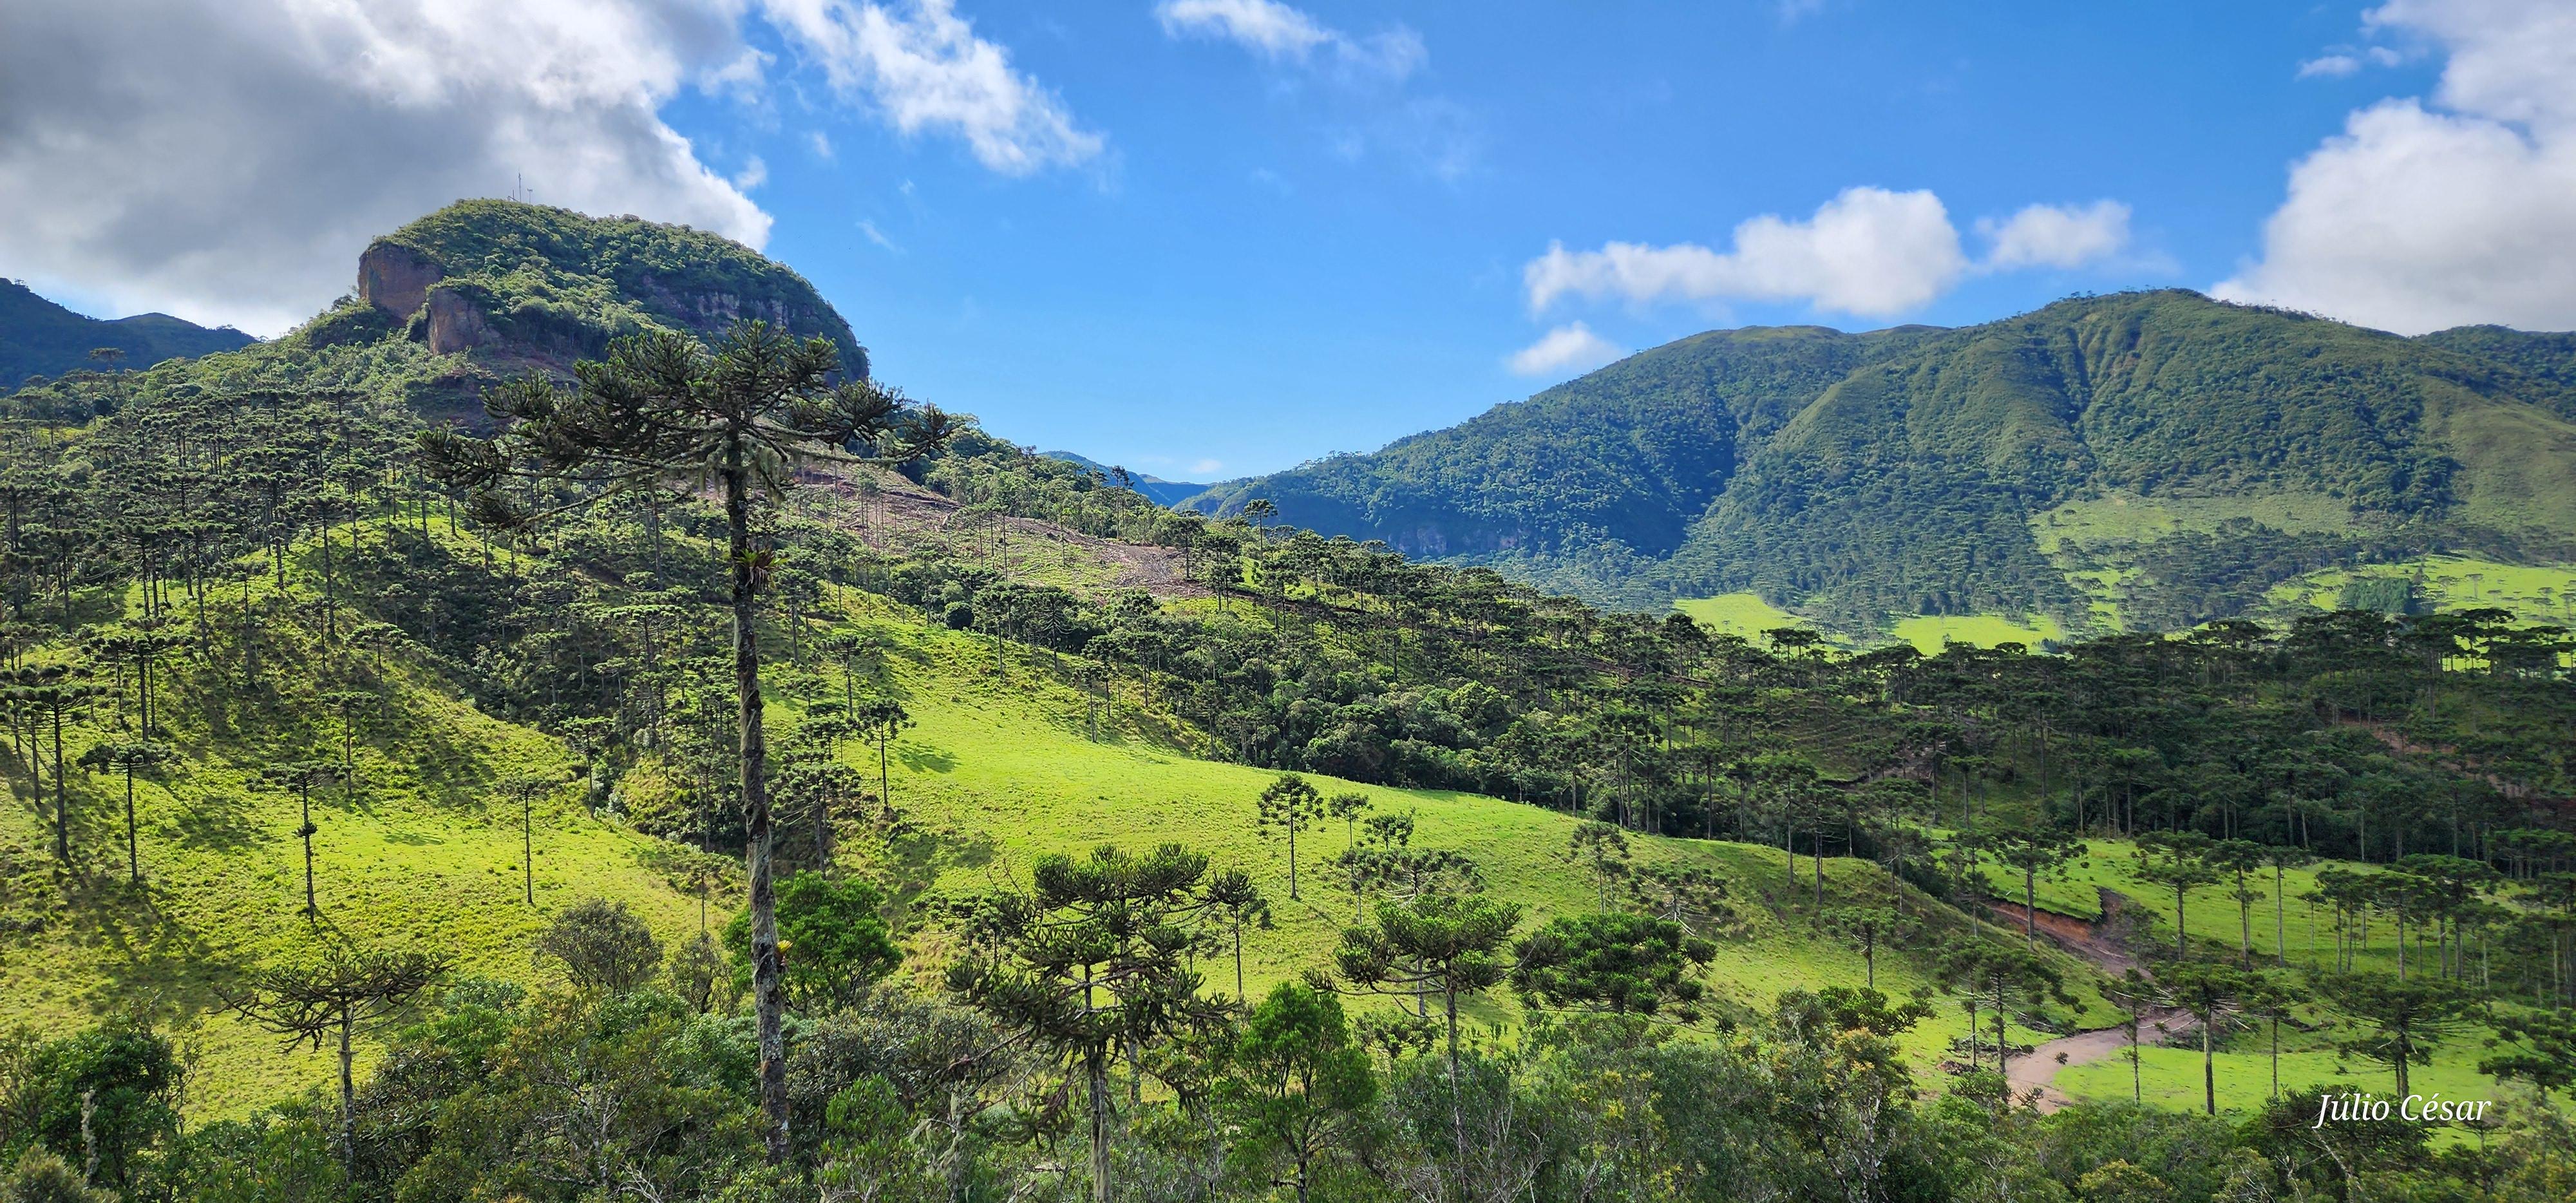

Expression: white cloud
xmin=732 ymin=156 xmax=769 ymax=190
xmin=0 ymin=0 xmax=1094 ymax=336
xmin=1155 ymin=0 xmax=1424 ymax=82
xmin=1977 ymin=200 xmax=2131 ymax=270
xmin=2298 ymin=53 xmax=2363 ymax=79
xmin=857 ymin=218 xmax=900 ymax=251
xmin=2217 ymin=0 xmax=2576 ymax=333
xmin=1506 ymin=321 xmax=1624 ymax=376
xmin=808 ymin=131 xmax=836 ymax=158
xmin=1187 ymin=458 xmax=1224 ymax=477
xmin=761 ymin=0 xmax=1103 ymax=175
xmin=1525 ymin=187 xmax=1969 ymax=318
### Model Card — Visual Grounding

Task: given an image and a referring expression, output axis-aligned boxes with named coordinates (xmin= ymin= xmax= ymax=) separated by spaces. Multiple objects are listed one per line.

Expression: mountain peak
xmin=1 ymin=278 xmax=256 ymax=388
xmin=333 ymin=199 xmax=864 ymax=373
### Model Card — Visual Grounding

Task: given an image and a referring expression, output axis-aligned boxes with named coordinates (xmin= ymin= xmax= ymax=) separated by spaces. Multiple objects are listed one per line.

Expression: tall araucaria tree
xmin=418 ymin=321 xmax=951 ymax=1162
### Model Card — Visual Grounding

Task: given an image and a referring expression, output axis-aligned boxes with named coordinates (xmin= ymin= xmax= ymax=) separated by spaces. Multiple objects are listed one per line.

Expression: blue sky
xmin=12 ymin=1 xmax=2572 ymax=480
xmin=667 ymin=1 xmax=2425 ymax=479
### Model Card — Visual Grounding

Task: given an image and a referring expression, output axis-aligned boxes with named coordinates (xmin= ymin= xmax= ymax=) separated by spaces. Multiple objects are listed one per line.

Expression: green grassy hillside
xmin=1 ymin=518 xmax=2110 ymax=1117
xmin=1202 ymin=291 xmax=2576 ymax=636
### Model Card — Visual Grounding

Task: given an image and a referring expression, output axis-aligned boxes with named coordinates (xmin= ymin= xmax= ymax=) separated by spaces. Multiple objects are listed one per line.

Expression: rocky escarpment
xmin=358 ymin=241 xmax=444 ymax=321
xmin=346 ymin=201 xmax=866 ymax=375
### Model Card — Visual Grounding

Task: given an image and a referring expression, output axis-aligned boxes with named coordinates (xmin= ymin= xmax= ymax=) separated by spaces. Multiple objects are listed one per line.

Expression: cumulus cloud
xmin=1977 ymin=200 xmax=2132 ymax=270
xmin=1524 ymin=187 xmax=1969 ymax=318
xmin=2216 ymin=0 xmax=2576 ymax=333
xmin=761 ymin=0 xmax=1103 ymax=174
xmin=1506 ymin=322 xmax=1624 ymax=376
xmin=1155 ymin=0 xmax=1425 ymax=82
xmin=0 ymin=0 xmax=1095 ymax=336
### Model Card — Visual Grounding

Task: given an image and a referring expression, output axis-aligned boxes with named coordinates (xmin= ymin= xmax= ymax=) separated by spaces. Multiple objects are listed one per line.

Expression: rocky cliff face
xmin=358 ymin=241 xmax=443 ymax=319
xmin=422 ymin=287 xmax=492 ymax=355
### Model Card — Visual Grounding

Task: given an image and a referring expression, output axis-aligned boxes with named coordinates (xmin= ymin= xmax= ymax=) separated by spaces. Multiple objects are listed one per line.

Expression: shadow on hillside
xmin=173 ymin=791 xmax=265 ymax=851
xmin=53 ymin=873 xmax=256 ymax=1027
xmin=896 ymin=745 xmax=956 ymax=775
xmin=878 ymin=824 xmax=998 ymax=917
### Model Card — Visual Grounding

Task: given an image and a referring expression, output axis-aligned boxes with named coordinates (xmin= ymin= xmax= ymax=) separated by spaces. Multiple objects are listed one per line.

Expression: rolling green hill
xmin=2 ymin=204 xmax=2564 ymax=1202
xmin=1 ymin=278 xmax=255 ymax=388
xmin=1191 ymin=292 xmax=2576 ymax=636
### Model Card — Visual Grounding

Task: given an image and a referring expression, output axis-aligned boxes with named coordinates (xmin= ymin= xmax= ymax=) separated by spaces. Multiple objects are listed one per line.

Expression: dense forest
xmin=1191 ymin=292 xmax=2576 ymax=633
xmin=0 ymin=204 xmax=2569 ymax=1202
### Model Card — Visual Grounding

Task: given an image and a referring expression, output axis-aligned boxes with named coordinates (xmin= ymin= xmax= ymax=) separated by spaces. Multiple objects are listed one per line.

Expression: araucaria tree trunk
xmin=726 ymin=448 xmax=790 ymax=1162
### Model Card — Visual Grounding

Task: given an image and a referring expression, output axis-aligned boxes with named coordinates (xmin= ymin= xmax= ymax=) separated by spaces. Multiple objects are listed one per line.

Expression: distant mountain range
xmin=1189 ymin=291 xmax=2576 ymax=634
xmin=1038 ymin=451 xmax=1213 ymax=507
xmin=1 ymin=278 xmax=255 ymax=386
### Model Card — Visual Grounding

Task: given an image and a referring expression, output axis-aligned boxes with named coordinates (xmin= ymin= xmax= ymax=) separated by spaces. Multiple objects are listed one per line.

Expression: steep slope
xmin=3 ymin=200 xmax=868 ymax=426
xmin=1188 ymin=324 xmax=1938 ymax=606
xmin=1202 ymin=291 xmax=2576 ymax=632
xmin=0 ymin=279 xmax=256 ymax=386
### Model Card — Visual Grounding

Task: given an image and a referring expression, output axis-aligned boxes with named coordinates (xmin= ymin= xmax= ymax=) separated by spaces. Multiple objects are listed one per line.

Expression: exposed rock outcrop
xmin=359 ymin=242 xmax=444 ymax=319
xmin=422 ymin=287 xmax=493 ymax=355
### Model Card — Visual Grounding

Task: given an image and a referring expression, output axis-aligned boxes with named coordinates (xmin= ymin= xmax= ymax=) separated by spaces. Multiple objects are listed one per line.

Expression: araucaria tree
xmin=223 ymin=942 xmax=446 ymax=1171
xmin=420 ymin=321 xmax=949 ymax=1160
xmin=946 ymin=843 xmax=1229 ymax=1203
xmin=1258 ymin=772 xmax=1325 ymax=900
xmin=263 ymin=759 xmax=349 ymax=916
xmin=77 ymin=737 xmax=177 ymax=882
xmin=2134 ymin=831 xmax=2222 ymax=958
xmin=1986 ymin=828 xmax=2083 ymax=949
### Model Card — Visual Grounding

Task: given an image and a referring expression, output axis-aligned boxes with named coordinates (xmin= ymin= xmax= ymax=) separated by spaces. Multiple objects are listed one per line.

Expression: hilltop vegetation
xmin=1195 ymin=291 xmax=2576 ymax=636
xmin=0 ymin=203 xmax=2569 ymax=1201
xmin=1 ymin=278 xmax=253 ymax=389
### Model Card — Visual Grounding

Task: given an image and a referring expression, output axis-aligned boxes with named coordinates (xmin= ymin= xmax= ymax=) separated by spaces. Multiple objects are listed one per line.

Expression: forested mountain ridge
xmin=1191 ymin=291 xmax=2576 ymax=630
xmin=0 ymin=202 xmax=2571 ymax=1202
xmin=0 ymin=278 xmax=255 ymax=388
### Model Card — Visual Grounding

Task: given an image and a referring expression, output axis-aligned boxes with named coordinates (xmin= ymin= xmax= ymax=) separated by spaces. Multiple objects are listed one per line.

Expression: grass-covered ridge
xmin=1199 ymin=290 xmax=2576 ymax=636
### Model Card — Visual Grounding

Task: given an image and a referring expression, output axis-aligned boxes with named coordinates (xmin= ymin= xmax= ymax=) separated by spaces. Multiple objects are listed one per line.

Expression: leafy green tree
xmin=946 ymin=843 xmax=1226 ymax=1203
xmin=1562 ymin=820 xmax=1631 ymax=911
xmin=5 ymin=1146 xmax=113 ymax=1203
xmin=668 ymin=931 xmax=727 ymax=1015
xmin=495 ymin=772 xmax=557 ymax=906
xmin=2163 ymin=961 xmax=2251 ymax=1114
xmin=534 ymin=898 xmax=664 ymax=995
xmin=0 ymin=1020 xmax=180 ymax=1195
xmin=1938 ymin=937 xmax=2068 ymax=1086
xmin=2134 ymin=831 xmax=2222 ymax=958
xmin=1325 ymin=791 xmax=1370 ymax=852
xmin=75 ymin=738 xmax=176 ymax=883
xmin=6 ymin=667 xmax=104 ymax=865
xmin=1625 ymin=862 xmax=1736 ymax=938
xmin=1333 ymin=894 xmax=1520 ymax=1070
xmin=850 ymin=696 xmax=912 ymax=821
xmin=1987 ymin=828 xmax=2083 ymax=949
xmin=1257 ymin=773 xmax=1325 ymax=900
xmin=261 ymin=760 xmax=348 ymax=916
xmin=222 ymin=943 xmax=445 ymax=1171
xmin=2209 ymin=838 xmax=2273 ymax=965
xmin=423 ymin=321 xmax=947 ymax=1160
xmin=1219 ymin=983 xmax=1378 ymax=1203
xmin=2103 ymin=969 xmax=2168 ymax=1103
xmin=724 ymin=871 xmax=898 ymax=1012
xmin=2261 ymin=844 xmax=2316 ymax=968
xmin=2330 ymin=972 xmax=2470 ymax=1098
xmin=1821 ymin=903 xmax=1899 ymax=989
xmin=1510 ymin=911 xmax=1716 ymax=1022
xmin=1205 ymin=867 xmax=1269 ymax=1002
xmin=2480 ymin=1006 xmax=2576 ymax=1101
